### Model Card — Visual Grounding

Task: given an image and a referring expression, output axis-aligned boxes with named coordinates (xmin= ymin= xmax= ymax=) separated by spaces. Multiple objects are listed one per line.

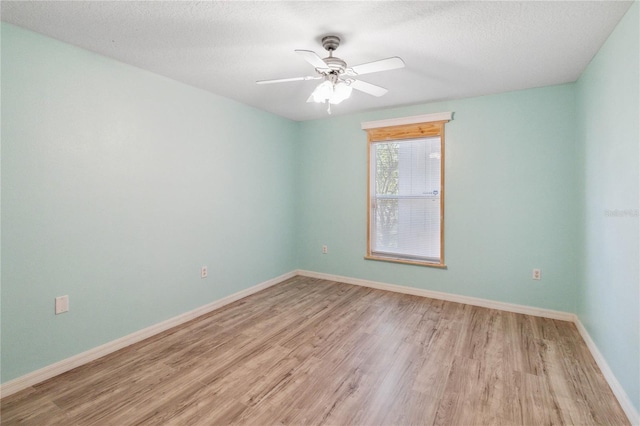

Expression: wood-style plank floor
xmin=1 ymin=276 xmax=629 ymax=425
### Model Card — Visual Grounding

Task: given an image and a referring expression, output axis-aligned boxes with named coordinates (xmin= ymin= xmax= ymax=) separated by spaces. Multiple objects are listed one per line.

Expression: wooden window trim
xmin=364 ymin=118 xmax=449 ymax=269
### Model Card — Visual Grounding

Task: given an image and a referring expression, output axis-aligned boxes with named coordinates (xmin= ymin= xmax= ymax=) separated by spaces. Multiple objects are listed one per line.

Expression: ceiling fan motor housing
xmin=323 ymin=57 xmax=347 ymax=74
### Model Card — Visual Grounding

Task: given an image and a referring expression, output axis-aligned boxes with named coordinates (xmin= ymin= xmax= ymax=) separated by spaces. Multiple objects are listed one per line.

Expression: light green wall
xmin=1 ymin=23 xmax=298 ymax=382
xmin=576 ymin=1 xmax=639 ymax=413
xmin=296 ymin=85 xmax=580 ymax=313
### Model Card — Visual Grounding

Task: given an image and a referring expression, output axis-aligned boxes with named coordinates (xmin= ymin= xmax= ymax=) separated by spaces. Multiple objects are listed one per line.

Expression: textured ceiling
xmin=1 ymin=1 xmax=633 ymax=121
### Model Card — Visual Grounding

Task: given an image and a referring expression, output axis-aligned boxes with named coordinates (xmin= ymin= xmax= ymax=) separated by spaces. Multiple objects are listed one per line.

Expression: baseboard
xmin=297 ymin=269 xmax=639 ymax=425
xmin=296 ymin=269 xmax=575 ymax=321
xmin=4 ymin=269 xmax=637 ymax=425
xmin=0 ymin=270 xmax=297 ymax=399
xmin=574 ymin=320 xmax=640 ymax=425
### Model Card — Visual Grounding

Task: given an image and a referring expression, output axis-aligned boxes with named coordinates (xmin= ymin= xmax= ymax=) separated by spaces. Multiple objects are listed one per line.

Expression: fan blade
xmin=256 ymin=75 xmax=321 ymax=85
xmin=351 ymin=79 xmax=388 ymax=97
xmin=347 ymin=57 xmax=405 ymax=76
xmin=295 ymin=49 xmax=330 ymax=70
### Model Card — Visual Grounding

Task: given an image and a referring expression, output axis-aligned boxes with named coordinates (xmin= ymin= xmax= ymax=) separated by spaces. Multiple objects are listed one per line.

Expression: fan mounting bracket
xmin=321 ymin=35 xmax=341 ymax=53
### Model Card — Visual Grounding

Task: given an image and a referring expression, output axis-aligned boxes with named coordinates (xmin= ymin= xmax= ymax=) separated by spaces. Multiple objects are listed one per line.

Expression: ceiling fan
xmin=256 ymin=35 xmax=405 ymax=114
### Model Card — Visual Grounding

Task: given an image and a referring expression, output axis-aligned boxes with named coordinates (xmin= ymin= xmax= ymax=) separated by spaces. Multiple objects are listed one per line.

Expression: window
xmin=363 ymin=113 xmax=451 ymax=268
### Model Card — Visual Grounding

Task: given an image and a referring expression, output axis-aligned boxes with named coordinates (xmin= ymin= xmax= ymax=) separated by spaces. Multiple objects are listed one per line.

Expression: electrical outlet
xmin=201 ymin=266 xmax=208 ymax=279
xmin=532 ymin=268 xmax=541 ymax=280
xmin=322 ymin=245 xmax=328 ymax=254
xmin=55 ymin=295 xmax=69 ymax=314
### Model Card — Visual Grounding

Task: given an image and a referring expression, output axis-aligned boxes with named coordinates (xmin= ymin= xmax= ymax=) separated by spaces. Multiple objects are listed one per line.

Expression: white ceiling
xmin=1 ymin=1 xmax=633 ymax=122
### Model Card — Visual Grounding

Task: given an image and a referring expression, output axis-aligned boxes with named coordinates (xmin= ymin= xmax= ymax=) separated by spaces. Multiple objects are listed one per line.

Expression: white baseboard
xmin=0 ymin=270 xmax=296 ymax=399
xmin=297 ymin=269 xmax=639 ymax=425
xmin=296 ymin=269 xmax=576 ymax=321
xmin=574 ymin=320 xmax=640 ymax=425
xmin=3 ymin=269 xmax=637 ymax=426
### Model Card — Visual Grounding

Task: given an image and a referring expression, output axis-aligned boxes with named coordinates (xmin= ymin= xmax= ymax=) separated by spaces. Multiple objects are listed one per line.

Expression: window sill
xmin=364 ymin=255 xmax=447 ymax=269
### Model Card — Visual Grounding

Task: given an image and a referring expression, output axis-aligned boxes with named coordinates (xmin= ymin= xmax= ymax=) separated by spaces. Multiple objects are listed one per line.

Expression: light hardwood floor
xmin=1 ymin=276 xmax=629 ymax=425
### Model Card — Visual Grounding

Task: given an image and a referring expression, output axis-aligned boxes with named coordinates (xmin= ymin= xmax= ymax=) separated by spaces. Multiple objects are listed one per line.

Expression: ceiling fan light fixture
xmin=310 ymin=80 xmax=334 ymax=103
xmin=329 ymin=81 xmax=352 ymax=104
xmin=310 ymin=78 xmax=352 ymax=105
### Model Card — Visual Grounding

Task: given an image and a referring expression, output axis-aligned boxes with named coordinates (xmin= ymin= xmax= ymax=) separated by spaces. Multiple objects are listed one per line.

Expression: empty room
xmin=1 ymin=1 xmax=638 ymax=425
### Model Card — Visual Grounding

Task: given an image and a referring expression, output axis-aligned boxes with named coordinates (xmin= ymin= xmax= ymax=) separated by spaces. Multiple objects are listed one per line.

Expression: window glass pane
xmin=371 ymin=136 xmax=441 ymax=261
xmin=375 ymin=142 xmax=399 ymax=195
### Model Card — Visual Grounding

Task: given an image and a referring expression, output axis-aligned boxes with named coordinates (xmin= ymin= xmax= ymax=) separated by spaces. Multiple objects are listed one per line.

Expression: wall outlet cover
xmin=532 ymin=269 xmax=541 ymax=280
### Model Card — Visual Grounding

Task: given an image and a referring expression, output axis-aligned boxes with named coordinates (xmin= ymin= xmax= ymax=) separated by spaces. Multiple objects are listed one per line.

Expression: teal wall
xmin=1 ymin=23 xmax=298 ymax=382
xmin=576 ymin=1 xmax=639 ymax=413
xmin=296 ymin=85 xmax=580 ymax=313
